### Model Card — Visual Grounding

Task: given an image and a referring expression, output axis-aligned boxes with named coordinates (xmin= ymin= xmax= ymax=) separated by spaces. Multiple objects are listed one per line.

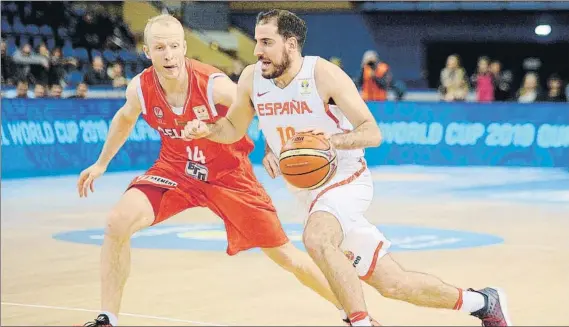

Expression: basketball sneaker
xmin=83 ymin=314 xmax=112 ymax=327
xmin=469 ymin=287 xmax=512 ymax=326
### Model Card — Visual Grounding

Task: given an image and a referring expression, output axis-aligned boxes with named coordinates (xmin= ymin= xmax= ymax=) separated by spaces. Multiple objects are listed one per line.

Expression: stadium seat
xmin=26 ymin=24 xmax=40 ymax=36
xmin=103 ymin=49 xmax=118 ymax=63
xmin=66 ymin=71 xmax=84 ymax=86
xmin=39 ymin=25 xmax=53 ymax=37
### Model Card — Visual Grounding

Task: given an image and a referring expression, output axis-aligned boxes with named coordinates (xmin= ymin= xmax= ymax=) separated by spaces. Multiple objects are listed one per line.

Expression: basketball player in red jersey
xmin=77 ymin=14 xmax=360 ymax=327
xmin=184 ymin=9 xmax=511 ymax=327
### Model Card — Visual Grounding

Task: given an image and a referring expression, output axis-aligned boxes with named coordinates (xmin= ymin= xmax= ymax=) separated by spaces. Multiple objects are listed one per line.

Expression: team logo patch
xmin=299 ymin=79 xmax=311 ymax=95
xmin=153 ymin=107 xmax=164 ymax=118
xmin=344 ymin=250 xmax=355 ymax=261
xmin=193 ymin=105 xmax=210 ymax=121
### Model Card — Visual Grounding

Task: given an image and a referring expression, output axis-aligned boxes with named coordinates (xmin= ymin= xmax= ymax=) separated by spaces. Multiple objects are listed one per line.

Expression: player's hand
xmin=297 ymin=128 xmax=331 ymax=141
xmin=262 ymin=150 xmax=280 ymax=179
xmin=182 ymin=119 xmax=210 ymax=140
xmin=77 ymin=162 xmax=107 ymax=198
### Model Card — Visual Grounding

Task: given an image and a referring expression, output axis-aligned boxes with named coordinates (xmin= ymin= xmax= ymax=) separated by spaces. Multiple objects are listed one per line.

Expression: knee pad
xmin=340 ymin=226 xmax=391 ymax=279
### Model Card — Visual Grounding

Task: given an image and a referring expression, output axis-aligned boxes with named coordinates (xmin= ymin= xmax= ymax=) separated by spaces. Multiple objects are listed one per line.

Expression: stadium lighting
xmin=535 ymin=24 xmax=551 ymax=36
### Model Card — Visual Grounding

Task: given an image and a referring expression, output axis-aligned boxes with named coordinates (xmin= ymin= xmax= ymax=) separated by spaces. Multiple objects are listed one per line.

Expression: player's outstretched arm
xmin=315 ymin=58 xmax=382 ymax=150
xmin=77 ymin=76 xmax=142 ymax=197
xmin=95 ymin=76 xmax=143 ymax=167
xmin=184 ymin=65 xmax=256 ymax=144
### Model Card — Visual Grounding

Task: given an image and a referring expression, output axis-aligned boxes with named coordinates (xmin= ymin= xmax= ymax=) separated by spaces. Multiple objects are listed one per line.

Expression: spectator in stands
xmin=49 ymin=84 xmax=63 ymax=98
xmin=439 ymin=54 xmax=469 ymax=102
xmin=544 ymin=74 xmax=566 ymax=102
xmin=49 ymin=47 xmax=78 ymax=86
xmin=357 ymin=50 xmax=391 ymax=101
xmin=74 ymin=12 xmax=104 ymax=51
xmin=83 ymin=56 xmax=111 ymax=86
xmin=490 ymin=60 xmax=513 ymax=101
xmin=33 ymin=84 xmax=47 ymax=98
xmin=107 ymin=62 xmax=128 ymax=88
xmin=516 ymin=72 xmax=544 ymax=103
xmin=68 ymin=82 xmax=88 ymax=99
xmin=470 ymin=56 xmax=494 ymax=102
xmin=12 ymin=43 xmax=49 ymax=85
xmin=1 ymin=40 xmax=16 ymax=86
xmin=14 ymin=80 xmax=29 ymax=98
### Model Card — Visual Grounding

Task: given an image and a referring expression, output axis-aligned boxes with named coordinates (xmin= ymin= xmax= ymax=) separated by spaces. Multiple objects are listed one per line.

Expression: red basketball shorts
xmin=126 ymin=161 xmax=289 ymax=255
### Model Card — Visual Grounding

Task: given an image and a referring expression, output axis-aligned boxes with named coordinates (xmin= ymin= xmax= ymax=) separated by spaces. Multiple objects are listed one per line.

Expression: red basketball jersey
xmin=136 ymin=58 xmax=254 ymax=182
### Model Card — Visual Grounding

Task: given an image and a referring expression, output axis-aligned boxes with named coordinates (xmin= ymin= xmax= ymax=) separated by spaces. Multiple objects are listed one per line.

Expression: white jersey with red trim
xmin=252 ymin=56 xmax=364 ymax=161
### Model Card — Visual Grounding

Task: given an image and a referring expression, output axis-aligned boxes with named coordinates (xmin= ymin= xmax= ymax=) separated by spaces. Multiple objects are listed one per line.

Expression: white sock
xmin=339 ymin=309 xmax=348 ymax=321
xmin=102 ymin=311 xmax=118 ymax=326
xmin=351 ymin=316 xmax=372 ymax=326
xmin=350 ymin=312 xmax=372 ymax=326
xmin=459 ymin=290 xmax=486 ymax=313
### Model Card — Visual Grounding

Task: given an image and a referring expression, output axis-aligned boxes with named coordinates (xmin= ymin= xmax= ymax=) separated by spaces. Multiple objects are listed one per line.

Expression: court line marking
xmin=1 ymin=302 xmax=229 ymax=326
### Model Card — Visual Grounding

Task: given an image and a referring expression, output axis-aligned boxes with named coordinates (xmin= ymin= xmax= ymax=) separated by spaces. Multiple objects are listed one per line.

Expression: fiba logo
xmin=153 ymin=106 xmax=164 ymax=118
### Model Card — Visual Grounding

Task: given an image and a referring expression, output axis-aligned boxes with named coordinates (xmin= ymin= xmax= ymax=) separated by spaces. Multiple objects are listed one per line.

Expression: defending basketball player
xmin=183 ymin=9 xmax=512 ymax=327
xmin=77 ymin=14 xmax=364 ymax=327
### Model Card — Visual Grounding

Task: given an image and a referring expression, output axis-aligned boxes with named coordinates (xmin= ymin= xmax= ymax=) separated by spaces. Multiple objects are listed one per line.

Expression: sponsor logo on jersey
xmin=256 ymin=100 xmax=313 ymax=117
xmin=134 ymin=175 xmax=178 ymax=188
xmin=153 ymin=106 xmax=164 ymax=119
xmin=193 ymin=105 xmax=210 ymax=121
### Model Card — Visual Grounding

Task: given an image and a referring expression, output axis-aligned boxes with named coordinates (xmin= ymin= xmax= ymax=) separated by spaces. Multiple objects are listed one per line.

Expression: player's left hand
xmin=182 ymin=119 xmax=210 ymax=140
xmin=262 ymin=150 xmax=280 ymax=179
xmin=297 ymin=128 xmax=331 ymax=140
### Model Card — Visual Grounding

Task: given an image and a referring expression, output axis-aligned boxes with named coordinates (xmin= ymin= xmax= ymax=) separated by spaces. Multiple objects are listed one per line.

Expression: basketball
xmin=279 ymin=133 xmax=338 ymax=190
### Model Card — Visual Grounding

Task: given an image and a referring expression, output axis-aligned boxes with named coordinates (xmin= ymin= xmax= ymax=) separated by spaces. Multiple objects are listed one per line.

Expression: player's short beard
xmin=263 ymin=49 xmax=291 ymax=79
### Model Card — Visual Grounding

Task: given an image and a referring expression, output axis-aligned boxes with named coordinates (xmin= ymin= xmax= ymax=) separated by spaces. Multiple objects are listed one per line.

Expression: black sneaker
xmin=83 ymin=314 xmax=112 ymax=327
xmin=470 ymin=287 xmax=512 ymax=326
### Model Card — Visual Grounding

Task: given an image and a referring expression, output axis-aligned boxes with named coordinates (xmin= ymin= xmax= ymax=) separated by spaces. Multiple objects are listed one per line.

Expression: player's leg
xmin=303 ymin=211 xmax=372 ymax=326
xmin=204 ymin=164 xmax=352 ymax=323
xmin=364 ymin=253 xmax=512 ymax=326
xmin=261 ymin=241 xmax=343 ymax=310
xmin=84 ymin=174 xmax=195 ymax=327
xmin=83 ymin=186 xmax=156 ymax=327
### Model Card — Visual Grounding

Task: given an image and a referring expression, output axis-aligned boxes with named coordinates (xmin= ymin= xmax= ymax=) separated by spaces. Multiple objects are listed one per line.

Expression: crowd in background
xmin=438 ymin=54 xmax=567 ymax=103
xmin=1 ymin=1 xmax=567 ymax=103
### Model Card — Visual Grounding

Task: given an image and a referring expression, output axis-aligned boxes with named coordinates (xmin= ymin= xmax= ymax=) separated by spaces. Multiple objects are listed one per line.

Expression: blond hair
xmin=144 ymin=14 xmax=184 ymax=45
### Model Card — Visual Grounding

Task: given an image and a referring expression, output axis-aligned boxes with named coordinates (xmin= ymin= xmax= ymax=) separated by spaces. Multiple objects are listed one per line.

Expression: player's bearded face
xmin=259 ymin=47 xmax=290 ymax=79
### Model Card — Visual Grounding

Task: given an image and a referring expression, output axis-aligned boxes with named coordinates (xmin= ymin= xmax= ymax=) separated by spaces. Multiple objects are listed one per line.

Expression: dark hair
xmin=256 ymin=9 xmax=307 ymax=51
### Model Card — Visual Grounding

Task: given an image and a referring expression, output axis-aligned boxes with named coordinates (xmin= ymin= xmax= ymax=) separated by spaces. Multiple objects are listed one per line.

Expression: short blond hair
xmin=144 ymin=14 xmax=184 ymax=45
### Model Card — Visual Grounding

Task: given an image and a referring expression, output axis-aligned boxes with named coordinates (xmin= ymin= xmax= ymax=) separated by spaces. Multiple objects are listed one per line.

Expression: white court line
xmin=1 ymin=302 xmax=229 ymax=326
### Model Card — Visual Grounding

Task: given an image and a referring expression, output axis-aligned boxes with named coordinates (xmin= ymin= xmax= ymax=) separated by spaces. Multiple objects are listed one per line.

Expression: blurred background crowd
xmin=1 ymin=1 xmax=568 ymax=102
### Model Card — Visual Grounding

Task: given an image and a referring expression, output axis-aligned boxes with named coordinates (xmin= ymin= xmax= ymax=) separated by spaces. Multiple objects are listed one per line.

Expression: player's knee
xmin=303 ymin=230 xmax=336 ymax=259
xmin=104 ymin=209 xmax=143 ymax=239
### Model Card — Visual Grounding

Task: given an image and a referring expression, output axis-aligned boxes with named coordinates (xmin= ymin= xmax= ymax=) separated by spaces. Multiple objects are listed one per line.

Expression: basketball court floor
xmin=2 ymin=165 xmax=568 ymax=326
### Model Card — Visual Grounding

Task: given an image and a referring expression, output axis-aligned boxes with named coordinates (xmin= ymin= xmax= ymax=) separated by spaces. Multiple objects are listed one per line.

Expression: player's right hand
xmin=262 ymin=151 xmax=281 ymax=179
xmin=182 ymin=119 xmax=210 ymax=140
xmin=77 ymin=163 xmax=107 ymax=198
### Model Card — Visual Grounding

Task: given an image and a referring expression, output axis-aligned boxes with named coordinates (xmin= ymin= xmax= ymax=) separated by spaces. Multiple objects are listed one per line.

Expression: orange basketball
xmin=279 ymin=133 xmax=337 ymax=190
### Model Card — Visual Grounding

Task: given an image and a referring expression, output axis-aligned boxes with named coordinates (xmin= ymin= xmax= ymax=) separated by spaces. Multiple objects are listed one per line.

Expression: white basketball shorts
xmin=288 ymin=157 xmax=391 ymax=279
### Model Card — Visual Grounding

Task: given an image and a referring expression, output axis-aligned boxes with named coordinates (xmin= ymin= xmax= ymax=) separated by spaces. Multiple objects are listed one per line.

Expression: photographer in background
xmin=356 ymin=50 xmax=392 ymax=101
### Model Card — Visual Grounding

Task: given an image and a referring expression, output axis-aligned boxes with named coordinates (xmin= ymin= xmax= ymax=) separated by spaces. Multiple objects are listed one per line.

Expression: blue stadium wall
xmin=2 ymin=98 xmax=568 ymax=179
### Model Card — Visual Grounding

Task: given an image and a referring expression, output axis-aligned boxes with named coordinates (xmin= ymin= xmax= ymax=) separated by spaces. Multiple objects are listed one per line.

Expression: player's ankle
xmin=454 ymin=288 xmax=485 ymax=313
xmin=101 ymin=311 xmax=118 ymax=326
xmin=349 ymin=311 xmax=372 ymax=326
